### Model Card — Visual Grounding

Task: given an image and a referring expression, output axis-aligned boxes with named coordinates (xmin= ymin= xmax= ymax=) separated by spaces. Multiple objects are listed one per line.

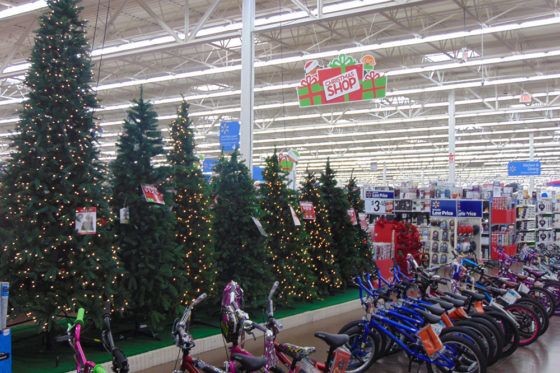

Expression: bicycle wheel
xmin=341 ymin=324 xmax=378 ymax=373
xmin=338 ymin=320 xmax=382 ymax=359
xmin=453 ymin=320 xmax=496 ymax=365
xmin=542 ymin=280 xmax=560 ymax=315
xmin=528 ymin=287 xmax=556 ymax=317
xmin=468 ymin=315 xmax=504 ymax=363
xmin=438 ymin=334 xmax=487 ymax=373
xmin=505 ymin=304 xmax=539 ymax=346
xmin=516 ymin=298 xmax=549 ymax=336
xmin=483 ymin=310 xmax=519 ymax=357
xmin=439 ymin=326 xmax=486 ymax=361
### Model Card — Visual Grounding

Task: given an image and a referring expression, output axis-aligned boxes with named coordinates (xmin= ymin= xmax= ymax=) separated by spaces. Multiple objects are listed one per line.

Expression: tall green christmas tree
xmin=111 ymin=90 xmax=186 ymax=328
xmin=345 ymin=177 xmax=373 ymax=268
xmin=0 ymin=0 xmax=119 ymax=330
xmin=212 ymin=150 xmax=271 ymax=308
xmin=168 ymin=101 xmax=216 ymax=303
xmin=259 ymin=153 xmax=316 ymax=303
xmin=300 ymin=171 xmax=342 ymax=295
xmin=319 ymin=160 xmax=361 ymax=286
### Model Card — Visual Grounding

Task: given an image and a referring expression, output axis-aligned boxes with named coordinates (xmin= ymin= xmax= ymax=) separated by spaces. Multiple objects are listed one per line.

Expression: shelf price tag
xmin=364 ymin=190 xmax=394 ymax=215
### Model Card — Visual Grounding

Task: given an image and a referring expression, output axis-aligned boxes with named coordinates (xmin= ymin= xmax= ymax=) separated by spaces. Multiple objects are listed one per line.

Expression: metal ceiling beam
xmin=290 ymin=0 xmax=316 ymax=19
xmin=187 ymin=0 xmax=222 ymax=41
xmin=136 ymin=0 xmax=181 ymax=42
xmin=105 ymin=0 xmax=129 ymax=33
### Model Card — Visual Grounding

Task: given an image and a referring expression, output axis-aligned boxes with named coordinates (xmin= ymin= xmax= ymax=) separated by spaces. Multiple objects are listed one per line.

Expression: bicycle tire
xmin=516 ymin=297 xmax=549 ymax=335
xmin=468 ymin=315 xmax=504 ymax=363
xmin=528 ymin=286 xmax=556 ymax=317
xmin=337 ymin=320 xmax=382 ymax=359
xmin=505 ymin=304 xmax=539 ymax=346
xmin=453 ymin=320 xmax=496 ymax=365
xmin=483 ymin=310 xmax=519 ymax=358
xmin=542 ymin=280 xmax=560 ymax=314
xmin=438 ymin=334 xmax=487 ymax=373
xmin=341 ymin=325 xmax=378 ymax=373
xmin=439 ymin=326 xmax=486 ymax=361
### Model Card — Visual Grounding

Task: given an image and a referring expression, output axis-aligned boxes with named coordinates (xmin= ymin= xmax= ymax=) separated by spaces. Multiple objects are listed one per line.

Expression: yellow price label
xmin=470 ymin=276 xmax=476 ymax=291
xmin=546 ymin=257 xmax=549 ymax=265
xmin=539 ymin=257 xmax=542 ymax=266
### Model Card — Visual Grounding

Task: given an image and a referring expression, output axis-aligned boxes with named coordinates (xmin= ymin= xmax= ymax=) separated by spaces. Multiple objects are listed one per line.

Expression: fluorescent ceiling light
xmin=0 ymin=0 xmax=46 ymax=21
xmin=424 ymin=49 xmax=479 ymax=63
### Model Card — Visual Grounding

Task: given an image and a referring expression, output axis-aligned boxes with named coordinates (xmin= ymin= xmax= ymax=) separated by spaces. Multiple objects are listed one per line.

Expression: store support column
xmin=448 ymin=90 xmax=456 ymax=185
xmin=529 ymin=133 xmax=534 ymax=194
xmin=240 ymin=0 xmax=255 ymax=173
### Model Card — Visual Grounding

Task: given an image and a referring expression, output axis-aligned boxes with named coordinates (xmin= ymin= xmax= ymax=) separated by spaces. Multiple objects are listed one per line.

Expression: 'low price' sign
xmin=365 ymin=190 xmax=394 ymax=214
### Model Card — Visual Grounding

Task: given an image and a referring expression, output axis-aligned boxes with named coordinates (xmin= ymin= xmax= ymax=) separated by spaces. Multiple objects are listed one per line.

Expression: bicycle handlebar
xmin=74 ymin=308 xmax=85 ymax=326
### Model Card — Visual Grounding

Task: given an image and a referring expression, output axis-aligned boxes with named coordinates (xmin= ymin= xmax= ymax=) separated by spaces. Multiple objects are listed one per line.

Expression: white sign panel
xmin=365 ymin=190 xmax=394 ymax=214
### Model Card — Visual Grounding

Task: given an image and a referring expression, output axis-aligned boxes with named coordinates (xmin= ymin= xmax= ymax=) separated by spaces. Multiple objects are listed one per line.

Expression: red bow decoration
xmin=299 ymin=74 xmax=319 ymax=87
xmin=364 ymin=71 xmax=383 ymax=80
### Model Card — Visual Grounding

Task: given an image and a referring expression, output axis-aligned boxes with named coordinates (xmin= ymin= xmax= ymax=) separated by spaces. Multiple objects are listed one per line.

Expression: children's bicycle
xmin=68 ymin=308 xmax=108 ymax=373
xmin=173 ymin=292 xmax=267 ymax=373
xmin=102 ymin=301 xmax=129 ymax=373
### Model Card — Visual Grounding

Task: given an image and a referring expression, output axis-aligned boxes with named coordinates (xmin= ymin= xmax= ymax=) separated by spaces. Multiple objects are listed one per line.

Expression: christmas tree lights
xmin=300 ymin=171 xmax=342 ymax=295
xmin=0 ymin=0 xmax=119 ymax=330
xmin=345 ymin=177 xmax=373 ymax=269
xmin=167 ymin=100 xmax=216 ymax=304
xmin=259 ymin=152 xmax=316 ymax=303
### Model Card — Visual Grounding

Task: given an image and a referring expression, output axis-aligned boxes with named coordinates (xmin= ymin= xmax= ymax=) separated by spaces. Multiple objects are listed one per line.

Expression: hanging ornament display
xmin=119 ymin=207 xmax=130 ymax=224
xmin=75 ymin=207 xmax=96 ymax=235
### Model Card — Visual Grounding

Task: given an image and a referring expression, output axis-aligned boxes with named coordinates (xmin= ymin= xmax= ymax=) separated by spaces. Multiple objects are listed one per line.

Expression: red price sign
xmin=299 ymin=201 xmax=316 ymax=220
xmin=142 ymin=184 xmax=165 ymax=205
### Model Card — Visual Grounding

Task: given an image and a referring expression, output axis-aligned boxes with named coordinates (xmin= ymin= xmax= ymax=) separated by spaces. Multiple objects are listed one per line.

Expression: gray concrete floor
xmin=140 ymin=310 xmax=560 ymax=373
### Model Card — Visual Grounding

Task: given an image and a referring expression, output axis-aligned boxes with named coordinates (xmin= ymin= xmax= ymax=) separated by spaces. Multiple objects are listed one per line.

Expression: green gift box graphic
xmin=362 ymin=73 xmax=387 ymax=100
xmin=297 ymin=75 xmax=325 ymax=107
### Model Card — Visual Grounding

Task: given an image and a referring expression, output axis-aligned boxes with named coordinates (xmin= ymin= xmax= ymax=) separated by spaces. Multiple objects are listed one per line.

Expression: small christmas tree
xmin=0 ymin=0 xmax=119 ymax=330
xmin=319 ymin=160 xmax=361 ymax=286
xmin=212 ymin=150 xmax=271 ymax=307
xmin=168 ymin=100 xmax=216 ymax=303
xmin=111 ymin=90 xmax=186 ymax=328
xmin=259 ymin=152 xmax=316 ymax=303
xmin=300 ymin=171 xmax=342 ymax=295
xmin=345 ymin=177 xmax=373 ymax=269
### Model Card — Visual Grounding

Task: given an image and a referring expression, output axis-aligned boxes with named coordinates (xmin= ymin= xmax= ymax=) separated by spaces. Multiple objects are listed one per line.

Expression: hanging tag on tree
xmin=141 ymin=184 xmax=165 ymax=204
xmin=299 ymin=201 xmax=316 ymax=220
xmin=289 ymin=206 xmax=301 ymax=226
xmin=252 ymin=217 xmax=268 ymax=237
xmin=347 ymin=208 xmax=358 ymax=225
xmin=75 ymin=207 xmax=96 ymax=235
xmin=359 ymin=212 xmax=368 ymax=230
xmin=119 ymin=207 xmax=130 ymax=224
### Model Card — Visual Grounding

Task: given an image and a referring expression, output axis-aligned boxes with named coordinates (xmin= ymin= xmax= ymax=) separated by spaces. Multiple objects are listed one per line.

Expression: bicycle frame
xmin=68 ymin=308 xmax=107 ymax=373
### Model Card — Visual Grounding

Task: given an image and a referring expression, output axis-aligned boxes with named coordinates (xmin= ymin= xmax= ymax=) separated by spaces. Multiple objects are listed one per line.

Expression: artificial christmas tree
xmin=111 ymin=90 xmax=186 ymax=328
xmin=0 ymin=0 xmax=119 ymax=330
xmin=168 ymin=100 xmax=216 ymax=303
xmin=300 ymin=171 xmax=342 ymax=295
xmin=345 ymin=177 xmax=373 ymax=269
xmin=259 ymin=153 xmax=316 ymax=303
xmin=212 ymin=150 xmax=271 ymax=307
xmin=319 ymin=160 xmax=361 ymax=286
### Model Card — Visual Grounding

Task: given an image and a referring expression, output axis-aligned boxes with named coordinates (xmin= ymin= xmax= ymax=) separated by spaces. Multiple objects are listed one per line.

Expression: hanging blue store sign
xmin=219 ymin=121 xmax=240 ymax=151
xmin=252 ymin=166 xmax=264 ymax=182
xmin=203 ymin=159 xmax=218 ymax=173
xmin=431 ymin=199 xmax=457 ymax=217
xmin=457 ymin=200 xmax=483 ymax=218
xmin=508 ymin=161 xmax=541 ymax=176
xmin=365 ymin=190 xmax=394 ymax=199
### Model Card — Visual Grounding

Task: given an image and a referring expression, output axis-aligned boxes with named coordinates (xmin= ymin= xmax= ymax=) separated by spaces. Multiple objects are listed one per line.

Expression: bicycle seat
xmin=277 ymin=343 xmax=316 ymax=360
xmin=497 ymin=278 xmax=518 ymax=287
xmin=459 ymin=289 xmax=485 ymax=301
xmin=443 ymin=292 xmax=468 ymax=301
xmin=231 ymin=354 xmax=268 ymax=372
xmin=415 ymin=309 xmax=441 ymax=324
xmin=487 ymin=287 xmax=508 ymax=296
xmin=439 ymin=296 xmax=465 ymax=307
xmin=314 ymin=332 xmax=349 ymax=349
xmin=551 ymin=264 xmax=560 ymax=271
xmin=419 ymin=302 xmax=446 ymax=316
xmin=426 ymin=297 xmax=454 ymax=311
xmin=513 ymin=273 xmax=528 ymax=281
xmin=524 ymin=266 xmax=545 ymax=278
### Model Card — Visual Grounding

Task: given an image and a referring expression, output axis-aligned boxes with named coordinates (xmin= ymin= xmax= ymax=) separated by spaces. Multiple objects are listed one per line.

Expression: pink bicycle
xmin=67 ymin=308 xmax=108 ymax=373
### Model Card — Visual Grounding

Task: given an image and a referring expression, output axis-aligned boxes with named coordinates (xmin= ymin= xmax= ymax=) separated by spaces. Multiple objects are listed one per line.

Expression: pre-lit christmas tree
xmin=319 ymin=160 xmax=361 ymax=286
xmin=300 ymin=171 xmax=342 ymax=295
xmin=168 ymin=100 xmax=216 ymax=303
xmin=0 ymin=0 xmax=119 ymax=330
xmin=259 ymin=153 xmax=316 ymax=303
xmin=345 ymin=177 xmax=373 ymax=268
xmin=212 ymin=150 xmax=271 ymax=307
xmin=111 ymin=90 xmax=186 ymax=328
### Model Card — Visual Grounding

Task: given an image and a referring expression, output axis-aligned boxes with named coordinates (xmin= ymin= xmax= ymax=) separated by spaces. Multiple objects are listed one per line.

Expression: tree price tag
xmin=364 ymin=190 xmax=394 ymax=214
xmin=141 ymin=184 xmax=165 ymax=204
xmin=75 ymin=207 xmax=96 ymax=235
xmin=518 ymin=283 xmax=530 ymax=294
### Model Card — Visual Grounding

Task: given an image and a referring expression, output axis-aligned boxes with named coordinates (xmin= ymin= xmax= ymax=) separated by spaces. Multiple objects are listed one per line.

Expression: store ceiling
xmin=1 ymin=0 xmax=559 ymax=187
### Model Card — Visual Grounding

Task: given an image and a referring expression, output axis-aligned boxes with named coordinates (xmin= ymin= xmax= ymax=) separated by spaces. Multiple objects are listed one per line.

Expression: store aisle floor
xmin=140 ymin=310 xmax=560 ymax=373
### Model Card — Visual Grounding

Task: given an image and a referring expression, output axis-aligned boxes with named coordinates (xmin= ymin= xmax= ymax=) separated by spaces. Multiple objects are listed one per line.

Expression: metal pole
xmin=448 ymin=90 xmax=456 ymax=186
xmin=240 ymin=0 xmax=255 ymax=173
xmin=383 ymin=164 xmax=387 ymax=185
xmin=530 ymin=133 xmax=534 ymax=194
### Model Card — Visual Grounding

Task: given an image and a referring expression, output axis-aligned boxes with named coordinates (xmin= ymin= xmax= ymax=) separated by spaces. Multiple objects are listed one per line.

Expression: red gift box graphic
xmin=362 ymin=71 xmax=387 ymax=100
xmin=318 ymin=54 xmax=363 ymax=104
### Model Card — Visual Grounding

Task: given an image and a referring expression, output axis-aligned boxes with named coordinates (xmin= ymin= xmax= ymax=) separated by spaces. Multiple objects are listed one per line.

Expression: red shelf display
xmin=491 ymin=208 xmax=516 ymax=224
xmin=491 ymin=244 xmax=517 ymax=259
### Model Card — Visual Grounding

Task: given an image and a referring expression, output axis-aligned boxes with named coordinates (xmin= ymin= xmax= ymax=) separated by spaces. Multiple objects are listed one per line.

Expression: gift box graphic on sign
xmin=297 ymin=74 xmax=325 ymax=107
xmin=362 ymin=71 xmax=387 ymax=100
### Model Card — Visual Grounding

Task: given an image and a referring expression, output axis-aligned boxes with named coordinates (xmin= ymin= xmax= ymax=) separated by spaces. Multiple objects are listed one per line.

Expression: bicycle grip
xmin=193 ymin=293 xmax=207 ymax=307
xmin=269 ymin=281 xmax=279 ymax=300
xmin=75 ymin=308 xmax=85 ymax=325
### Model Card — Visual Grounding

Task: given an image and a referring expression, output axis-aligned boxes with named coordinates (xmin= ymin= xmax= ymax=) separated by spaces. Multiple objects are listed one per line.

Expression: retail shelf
xmin=537 ymin=228 xmax=553 ymax=230
xmin=517 ymin=218 xmax=536 ymax=221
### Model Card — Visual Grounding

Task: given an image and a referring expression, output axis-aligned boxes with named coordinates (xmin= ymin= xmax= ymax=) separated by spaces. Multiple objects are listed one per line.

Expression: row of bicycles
xmin=67 ymin=245 xmax=560 ymax=373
